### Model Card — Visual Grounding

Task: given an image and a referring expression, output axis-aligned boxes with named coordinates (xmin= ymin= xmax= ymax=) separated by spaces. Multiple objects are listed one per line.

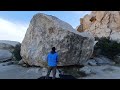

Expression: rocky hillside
xmin=77 ymin=11 xmax=120 ymax=43
xmin=21 ymin=13 xmax=95 ymax=67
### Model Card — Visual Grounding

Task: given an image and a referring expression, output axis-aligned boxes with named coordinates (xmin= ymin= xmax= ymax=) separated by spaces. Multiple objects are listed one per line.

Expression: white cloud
xmin=0 ymin=18 xmax=28 ymax=43
xmin=0 ymin=11 xmax=92 ymax=43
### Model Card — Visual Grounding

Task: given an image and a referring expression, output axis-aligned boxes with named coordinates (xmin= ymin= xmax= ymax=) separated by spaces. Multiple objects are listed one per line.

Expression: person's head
xmin=52 ymin=47 xmax=56 ymax=52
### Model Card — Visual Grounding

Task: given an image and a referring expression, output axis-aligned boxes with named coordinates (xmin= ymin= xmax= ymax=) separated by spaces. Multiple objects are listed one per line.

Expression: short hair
xmin=52 ymin=47 xmax=56 ymax=51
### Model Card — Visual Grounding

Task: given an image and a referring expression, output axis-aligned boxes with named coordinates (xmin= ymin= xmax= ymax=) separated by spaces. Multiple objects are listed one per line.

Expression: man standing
xmin=46 ymin=47 xmax=59 ymax=79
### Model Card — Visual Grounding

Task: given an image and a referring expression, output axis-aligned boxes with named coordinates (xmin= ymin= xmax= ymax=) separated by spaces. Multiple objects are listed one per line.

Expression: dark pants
xmin=46 ymin=66 xmax=57 ymax=79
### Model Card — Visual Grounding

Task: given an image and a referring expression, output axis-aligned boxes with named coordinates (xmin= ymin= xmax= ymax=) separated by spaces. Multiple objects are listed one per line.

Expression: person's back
xmin=47 ymin=52 xmax=58 ymax=67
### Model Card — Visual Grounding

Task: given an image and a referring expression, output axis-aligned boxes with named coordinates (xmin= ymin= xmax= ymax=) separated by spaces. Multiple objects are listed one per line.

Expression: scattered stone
xmin=87 ymin=59 xmax=97 ymax=66
xmin=18 ymin=60 xmax=25 ymax=65
xmin=95 ymin=56 xmax=115 ymax=65
xmin=79 ymin=66 xmax=93 ymax=75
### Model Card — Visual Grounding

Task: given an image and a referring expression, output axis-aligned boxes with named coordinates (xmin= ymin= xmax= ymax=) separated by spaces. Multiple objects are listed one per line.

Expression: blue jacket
xmin=47 ymin=52 xmax=58 ymax=66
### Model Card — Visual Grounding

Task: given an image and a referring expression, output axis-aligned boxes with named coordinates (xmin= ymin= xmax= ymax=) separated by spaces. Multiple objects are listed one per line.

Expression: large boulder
xmin=77 ymin=11 xmax=120 ymax=43
xmin=21 ymin=13 xmax=94 ymax=67
xmin=0 ymin=40 xmax=21 ymax=61
xmin=0 ymin=50 xmax=12 ymax=62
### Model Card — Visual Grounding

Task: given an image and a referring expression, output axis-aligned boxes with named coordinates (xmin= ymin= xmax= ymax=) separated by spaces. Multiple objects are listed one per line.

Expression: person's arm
xmin=56 ymin=54 xmax=59 ymax=63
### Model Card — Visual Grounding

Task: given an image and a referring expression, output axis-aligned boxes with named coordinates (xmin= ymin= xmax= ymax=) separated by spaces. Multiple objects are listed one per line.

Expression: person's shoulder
xmin=48 ymin=52 xmax=51 ymax=55
xmin=55 ymin=52 xmax=58 ymax=55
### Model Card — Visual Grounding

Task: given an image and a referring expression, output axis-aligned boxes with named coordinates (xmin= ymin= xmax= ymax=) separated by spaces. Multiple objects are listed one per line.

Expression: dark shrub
xmin=94 ymin=37 xmax=120 ymax=60
xmin=12 ymin=44 xmax=22 ymax=61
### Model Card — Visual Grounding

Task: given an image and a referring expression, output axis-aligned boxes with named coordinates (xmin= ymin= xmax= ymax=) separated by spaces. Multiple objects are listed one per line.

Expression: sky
xmin=0 ymin=11 xmax=91 ymax=43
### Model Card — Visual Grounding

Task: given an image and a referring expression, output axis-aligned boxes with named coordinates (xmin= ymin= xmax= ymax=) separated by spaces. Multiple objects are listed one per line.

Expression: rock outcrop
xmin=0 ymin=40 xmax=21 ymax=61
xmin=0 ymin=50 xmax=12 ymax=62
xmin=77 ymin=11 xmax=120 ymax=43
xmin=21 ymin=13 xmax=95 ymax=67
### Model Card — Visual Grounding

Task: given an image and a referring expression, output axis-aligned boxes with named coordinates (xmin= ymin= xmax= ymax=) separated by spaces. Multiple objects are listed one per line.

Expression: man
xmin=46 ymin=47 xmax=59 ymax=79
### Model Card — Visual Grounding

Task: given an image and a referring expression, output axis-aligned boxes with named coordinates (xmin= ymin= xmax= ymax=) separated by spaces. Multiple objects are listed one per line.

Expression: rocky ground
xmin=79 ymin=65 xmax=120 ymax=79
xmin=0 ymin=61 xmax=120 ymax=79
xmin=0 ymin=61 xmax=61 ymax=79
xmin=0 ymin=62 xmax=42 ymax=79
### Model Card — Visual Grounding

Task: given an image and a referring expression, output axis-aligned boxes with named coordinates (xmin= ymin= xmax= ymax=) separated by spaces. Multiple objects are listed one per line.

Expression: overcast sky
xmin=0 ymin=11 xmax=91 ymax=42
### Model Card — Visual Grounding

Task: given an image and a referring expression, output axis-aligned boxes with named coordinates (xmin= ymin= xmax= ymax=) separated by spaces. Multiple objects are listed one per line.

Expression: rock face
xmin=21 ymin=13 xmax=95 ymax=67
xmin=0 ymin=50 xmax=12 ymax=62
xmin=0 ymin=40 xmax=21 ymax=61
xmin=77 ymin=11 xmax=120 ymax=43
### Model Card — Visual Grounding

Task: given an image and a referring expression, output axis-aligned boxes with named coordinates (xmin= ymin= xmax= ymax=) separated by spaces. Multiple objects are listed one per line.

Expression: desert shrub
xmin=94 ymin=37 xmax=120 ymax=59
xmin=12 ymin=44 xmax=22 ymax=61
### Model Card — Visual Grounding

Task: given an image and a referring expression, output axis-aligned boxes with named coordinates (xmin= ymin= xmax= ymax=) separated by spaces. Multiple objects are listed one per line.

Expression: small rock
xmin=87 ymin=59 xmax=97 ymax=66
xmin=95 ymin=56 xmax=115 ymax=65
xmin=79 ymin=66 xmax=92 ymax=75
xmin=12 ymin=61 xmax=19 ymax=64
xmin=18 ymin=60 xmax=25 ymax=65
xmin=2 ymin=61 xmax=14 ymax=66
xmin=22 ymin=64 xmax=28 ymax=67
xmin=6 ymin=62 xmax=14 ymax=65
xmin=2 ymin=64 xmax=6 ymax=66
